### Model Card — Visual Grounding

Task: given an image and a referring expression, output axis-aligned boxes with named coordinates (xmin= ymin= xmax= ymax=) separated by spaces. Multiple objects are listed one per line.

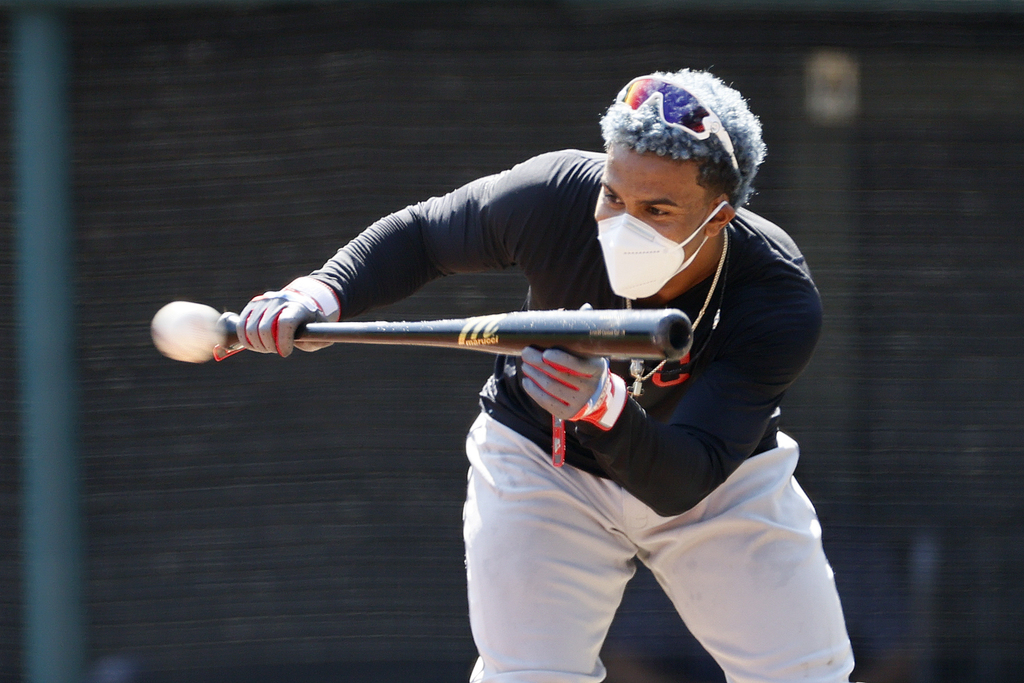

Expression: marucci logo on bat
xmin=458 ymin=314 xmax=507 ymax=347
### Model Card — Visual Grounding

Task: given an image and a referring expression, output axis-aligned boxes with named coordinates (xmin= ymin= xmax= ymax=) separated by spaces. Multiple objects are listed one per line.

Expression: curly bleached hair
xmin=600 ymin=69 xmax=766 ymax=207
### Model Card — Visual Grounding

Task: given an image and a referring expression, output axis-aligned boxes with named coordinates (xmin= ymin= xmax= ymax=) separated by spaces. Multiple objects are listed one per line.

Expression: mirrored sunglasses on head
xmin=618 ymin=77 xmax=740 ymax=173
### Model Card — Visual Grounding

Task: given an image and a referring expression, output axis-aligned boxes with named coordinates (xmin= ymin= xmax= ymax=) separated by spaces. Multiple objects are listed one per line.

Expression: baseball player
xmin=235 ymin=69 xmax=856 ymax=683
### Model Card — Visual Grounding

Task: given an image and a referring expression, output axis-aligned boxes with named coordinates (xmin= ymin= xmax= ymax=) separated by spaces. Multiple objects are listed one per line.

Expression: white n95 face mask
xmin=597 ymin=201 xmax=728 ymax=300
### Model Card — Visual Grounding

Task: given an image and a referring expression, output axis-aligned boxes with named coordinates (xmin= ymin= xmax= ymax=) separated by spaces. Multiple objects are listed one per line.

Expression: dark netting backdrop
xmin=1 ymin=4 xmax=1023 ymax=682
xmin=0 ymin=13 xmax=14 ymax=682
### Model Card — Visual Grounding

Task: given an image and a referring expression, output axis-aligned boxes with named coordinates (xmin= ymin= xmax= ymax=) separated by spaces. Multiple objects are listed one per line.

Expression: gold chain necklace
xmin=626 ymin=229 xmax=729 ymax=397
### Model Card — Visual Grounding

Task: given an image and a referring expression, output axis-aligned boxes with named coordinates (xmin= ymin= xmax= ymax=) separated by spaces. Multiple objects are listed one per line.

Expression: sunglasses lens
xmin=621 ymin=79 xmax=660 ymax=109
xmin=621 ymin=78 xmax=711 ymax=134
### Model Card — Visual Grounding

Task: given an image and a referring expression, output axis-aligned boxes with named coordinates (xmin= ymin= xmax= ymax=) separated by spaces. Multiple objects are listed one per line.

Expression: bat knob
xmin=212 ymin=312 xmax=244 ymax=361
xmin=217 ymin=312 xmax=240 ymax=345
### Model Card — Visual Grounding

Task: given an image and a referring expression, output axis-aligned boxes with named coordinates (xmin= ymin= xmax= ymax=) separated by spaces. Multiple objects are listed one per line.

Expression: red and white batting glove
xmin=236 ymin=277 xmax=341 ymax=357
xmin=520 ymin=347 xmax=628 ymax=431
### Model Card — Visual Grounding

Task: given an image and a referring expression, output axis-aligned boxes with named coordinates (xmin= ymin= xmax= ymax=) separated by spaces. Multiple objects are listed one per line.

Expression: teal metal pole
xmin=13 ymin=9 xmax=86 ymax=683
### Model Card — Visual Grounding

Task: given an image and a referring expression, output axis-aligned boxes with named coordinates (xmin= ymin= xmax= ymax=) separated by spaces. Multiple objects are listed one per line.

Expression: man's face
xmin=594 ymin=143 xmax=736 ymax=301
xmin=595 ymin=143 xmax=727 ymax=247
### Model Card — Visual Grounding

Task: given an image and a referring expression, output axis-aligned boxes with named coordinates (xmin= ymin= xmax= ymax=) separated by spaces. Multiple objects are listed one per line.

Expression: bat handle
xmin=213 ymin=312 xmax=245 ymax=361
xmin=211 ymin=312 xmax=315 ymax=361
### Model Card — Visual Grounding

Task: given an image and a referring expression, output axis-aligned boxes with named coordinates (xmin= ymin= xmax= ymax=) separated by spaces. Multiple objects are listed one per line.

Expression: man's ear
xmin=705 ymin=198 xmax=735 ymax=237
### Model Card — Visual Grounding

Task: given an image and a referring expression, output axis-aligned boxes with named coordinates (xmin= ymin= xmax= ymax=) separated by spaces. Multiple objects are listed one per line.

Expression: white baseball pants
xmin=463 ymin=413 xmax=855 ymax=683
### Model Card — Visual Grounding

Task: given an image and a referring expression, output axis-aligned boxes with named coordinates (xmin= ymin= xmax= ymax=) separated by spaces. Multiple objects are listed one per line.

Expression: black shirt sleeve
xmin=309 ymin=151 xmax=604 ymax=318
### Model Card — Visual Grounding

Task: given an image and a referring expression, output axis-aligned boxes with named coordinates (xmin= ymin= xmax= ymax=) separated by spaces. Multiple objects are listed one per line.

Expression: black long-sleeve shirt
xmin=311 ymin=149 xmax=822 ymax=516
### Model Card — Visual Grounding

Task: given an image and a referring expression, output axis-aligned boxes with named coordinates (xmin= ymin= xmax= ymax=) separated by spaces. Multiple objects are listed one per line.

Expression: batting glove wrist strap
xmin=284 ymin=277 xmax=341 ymax=322
xmin=570 ymin=370 xmax=627 ymax=430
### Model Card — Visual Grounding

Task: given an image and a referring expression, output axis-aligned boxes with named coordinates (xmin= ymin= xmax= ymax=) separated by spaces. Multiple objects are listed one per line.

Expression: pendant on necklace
xmin=629 ymin=359 xmax=645 ymax=397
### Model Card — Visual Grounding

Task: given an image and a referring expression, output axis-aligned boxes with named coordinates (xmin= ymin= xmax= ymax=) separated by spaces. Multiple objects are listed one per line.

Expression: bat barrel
xmin=290 ymin=308 xmax=692 ymax=360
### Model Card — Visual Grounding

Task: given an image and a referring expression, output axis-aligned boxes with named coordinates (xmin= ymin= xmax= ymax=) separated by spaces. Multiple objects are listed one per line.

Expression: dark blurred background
xmin=1 ymin=3 xmax=1022 ymax=682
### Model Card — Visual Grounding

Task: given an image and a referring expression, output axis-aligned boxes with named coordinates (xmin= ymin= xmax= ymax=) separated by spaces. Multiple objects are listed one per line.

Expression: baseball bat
xmin=223 ymin=308 xmax=691 ymax=361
